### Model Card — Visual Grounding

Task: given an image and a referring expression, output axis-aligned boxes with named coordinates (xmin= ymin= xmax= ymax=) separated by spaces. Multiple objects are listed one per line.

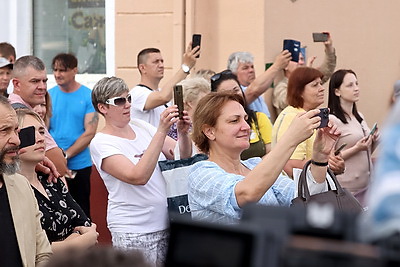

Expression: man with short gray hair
xmin=8 ymin=55 xmax=68 ymax=177
xmin=227 ymin=50 xmax=291 ymax=119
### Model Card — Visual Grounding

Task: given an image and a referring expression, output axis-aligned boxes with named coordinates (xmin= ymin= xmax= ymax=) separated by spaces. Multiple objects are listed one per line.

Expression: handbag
xmin=158 ymin=154 xmax=208 ymax=217
xmin=291 ymin=160 xmax=363 ymax=213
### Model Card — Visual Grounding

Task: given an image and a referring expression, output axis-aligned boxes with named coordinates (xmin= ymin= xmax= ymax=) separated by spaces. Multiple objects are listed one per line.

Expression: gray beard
xmin=0 ymin=160 xmax=20 ymax=175
xmin=0 ymin=147 xmax=20 ymax=175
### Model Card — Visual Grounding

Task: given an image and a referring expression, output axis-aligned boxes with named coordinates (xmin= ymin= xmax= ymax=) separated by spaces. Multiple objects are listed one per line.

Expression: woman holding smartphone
xmin=272 ymin=67 xmax=345 ymax=178
xmin=90 ymin=77 xmax=192 ymax=265
xmin=328 ymin=69 xmax=379 ymax=207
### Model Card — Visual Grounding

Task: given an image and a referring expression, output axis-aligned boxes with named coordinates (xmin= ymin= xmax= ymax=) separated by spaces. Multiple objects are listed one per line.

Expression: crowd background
xmin=1 ymin=1 xmax=399 ymax=131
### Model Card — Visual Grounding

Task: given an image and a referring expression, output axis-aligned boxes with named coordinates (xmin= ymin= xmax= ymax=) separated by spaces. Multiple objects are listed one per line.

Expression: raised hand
xmin=158 ymin=105 xmax=179 ymax=134
xmin=284 ymin=109 xmax=321 ymax=145
xmin=183 ymin=42 xmax=200 ymax=69
xmin=176 ymin=110 xmax=192 ymax=136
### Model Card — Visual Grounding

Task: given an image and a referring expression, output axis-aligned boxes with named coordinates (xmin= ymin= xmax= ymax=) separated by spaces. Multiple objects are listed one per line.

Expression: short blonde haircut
xmin=177 ymin=77 xmax=211 ymax=106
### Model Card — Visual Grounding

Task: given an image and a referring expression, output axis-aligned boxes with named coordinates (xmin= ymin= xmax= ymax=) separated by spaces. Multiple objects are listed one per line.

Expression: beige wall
xmin=115 ymin=0 xmax=400 ymax=127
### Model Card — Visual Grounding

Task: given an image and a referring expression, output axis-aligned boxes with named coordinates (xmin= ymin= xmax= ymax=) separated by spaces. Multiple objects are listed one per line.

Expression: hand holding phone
xmin=312 ymin=32 xmax=329 ymax=42
xmin=174 ymin=85 xmax=184 ymax=119
xmin=283 ymin=39 xmax=301 ymax=62
xmin=314 ymin=108 xmax=329 ymax=128
xmin=19 ymin=126 xmax=36 ymax=149
xmin=369 ymin=123 xmax=378 ymax=136
xmin=192 ymin=34 xmax=201 ymax=58
xmin=334 ymin=143 xmax=347 ymax=156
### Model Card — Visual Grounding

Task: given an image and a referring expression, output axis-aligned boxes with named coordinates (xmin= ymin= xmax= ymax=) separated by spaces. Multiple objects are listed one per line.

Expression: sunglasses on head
xmin=105 ymin=94 xmax=132 ymax=106
xmin=210 ymin=70 xmax=233 ymax=83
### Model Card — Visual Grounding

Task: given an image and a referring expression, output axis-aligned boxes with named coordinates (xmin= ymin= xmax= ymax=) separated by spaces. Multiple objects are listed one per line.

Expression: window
xmin=33 ymin=0 xmax=106 ymax=74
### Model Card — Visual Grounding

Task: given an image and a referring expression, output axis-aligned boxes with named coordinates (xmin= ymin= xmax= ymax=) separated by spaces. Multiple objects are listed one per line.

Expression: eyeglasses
xmin=105 ymin=94 xmax=132 ymax=106
xmin=210 ymin=70 xmax=233 ymax=83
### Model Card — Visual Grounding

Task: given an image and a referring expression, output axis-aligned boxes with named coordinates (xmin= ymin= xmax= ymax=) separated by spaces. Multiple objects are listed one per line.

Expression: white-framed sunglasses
xmin=105 ymin=94 xmax=132 ymax=106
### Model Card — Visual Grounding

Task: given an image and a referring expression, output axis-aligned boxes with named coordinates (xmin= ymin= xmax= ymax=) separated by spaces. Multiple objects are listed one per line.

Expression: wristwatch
xmin=181 ymin=64 xmax=190 ymax=74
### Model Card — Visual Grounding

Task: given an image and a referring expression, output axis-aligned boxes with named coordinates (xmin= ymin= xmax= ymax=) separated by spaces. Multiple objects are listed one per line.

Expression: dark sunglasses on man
xmin=105 ymin=94 xmax=132 ymax=106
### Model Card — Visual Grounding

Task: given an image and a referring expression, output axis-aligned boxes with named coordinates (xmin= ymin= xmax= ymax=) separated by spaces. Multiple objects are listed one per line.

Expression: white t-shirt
xmin=90 ymin=118 xmax=168 ymax=234
xmin=130 ymin=85 xmax=166 ymax=128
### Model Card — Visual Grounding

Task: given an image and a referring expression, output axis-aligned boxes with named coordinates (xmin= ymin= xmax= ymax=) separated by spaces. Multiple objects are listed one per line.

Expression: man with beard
xmin=0 ymin=95 xmax=52 ymax=267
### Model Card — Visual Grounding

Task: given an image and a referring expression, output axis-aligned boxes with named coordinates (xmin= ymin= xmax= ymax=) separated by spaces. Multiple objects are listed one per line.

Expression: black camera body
xmin=316 ymin=108 xmax=329 ymax=128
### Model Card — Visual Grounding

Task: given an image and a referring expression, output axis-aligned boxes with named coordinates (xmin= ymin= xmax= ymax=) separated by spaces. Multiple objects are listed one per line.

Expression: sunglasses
xmin=210 ymin=70 xmax=233 ymax=83
xmin=105 ymin=94 xmax=132 ymax=106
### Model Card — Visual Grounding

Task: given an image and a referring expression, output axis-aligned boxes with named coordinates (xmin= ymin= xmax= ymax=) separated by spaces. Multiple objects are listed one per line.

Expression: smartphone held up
xmin=174 ymin=85 xmax=184 ymax=119
xmin=192 ymin=34 xmax=201 ymax=58
xmin=312 ymin=32 xmax=329 ymax=42
xmin=283 ymin=39 xmax=301 ymax=62
xmin=314 ymin=108 xmax=329 ymax=128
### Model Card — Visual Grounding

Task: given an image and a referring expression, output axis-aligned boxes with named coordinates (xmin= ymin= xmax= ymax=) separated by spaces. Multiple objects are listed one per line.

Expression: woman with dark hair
xmin=272 ymin=67 xmax=345 ymax=177
xmin=328 ymin=69 xmax=379 ymax=206
xmin=211 ymin=70 xmax=272 ymax=159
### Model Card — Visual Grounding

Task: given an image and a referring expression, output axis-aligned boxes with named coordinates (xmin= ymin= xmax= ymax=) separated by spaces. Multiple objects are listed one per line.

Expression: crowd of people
xmin=0 ymin=31 xmax=399 ymax=267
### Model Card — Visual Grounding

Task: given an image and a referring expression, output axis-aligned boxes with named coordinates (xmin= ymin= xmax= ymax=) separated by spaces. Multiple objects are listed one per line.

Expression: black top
xmin=0 ymin=177 xmax=23 ymax=267
xmin=33 ymin=173 xmax=91 ymax=243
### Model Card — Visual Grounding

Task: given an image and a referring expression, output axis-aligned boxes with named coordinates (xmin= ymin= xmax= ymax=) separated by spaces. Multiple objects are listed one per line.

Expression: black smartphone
xmin=334 ymin=143 xmax=347 ymax=156
xmin=174 ymin=85 xmax=184 ymax=119
xmin=192 ymin=34 xmax=201 ymax=58
xmin=312 ymin=32 xmax=329 ymax=42
xmin=19 ymin=126 xmax=35 ymax=149
xmin=283 ymin=39 xmax=301 ymax=62
xmin=369 ymin=123 xmax=378 ymax=136
xmin=315 ymin=108 xmax=329 ymax=128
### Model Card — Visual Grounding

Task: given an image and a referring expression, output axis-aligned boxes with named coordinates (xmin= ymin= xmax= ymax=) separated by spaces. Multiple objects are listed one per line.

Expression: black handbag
xmin=291 ymin=160 xmax=363 ymax=213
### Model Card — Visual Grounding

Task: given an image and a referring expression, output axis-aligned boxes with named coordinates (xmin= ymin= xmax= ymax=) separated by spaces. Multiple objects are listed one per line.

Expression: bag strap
xmin=253 ymin=113 xmax=264 ymax=142
xmin=297 ymin=160 xmax=346 ymax=200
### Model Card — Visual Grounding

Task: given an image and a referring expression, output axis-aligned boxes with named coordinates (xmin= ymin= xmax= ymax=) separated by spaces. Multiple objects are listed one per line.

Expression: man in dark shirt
xmin=0 ymin=95 xmax=52 ymax=267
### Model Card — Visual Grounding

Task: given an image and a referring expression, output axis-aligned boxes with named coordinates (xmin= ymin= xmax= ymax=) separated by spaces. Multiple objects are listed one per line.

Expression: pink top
xmin=329 ymin=113 xmax=372 ymax=193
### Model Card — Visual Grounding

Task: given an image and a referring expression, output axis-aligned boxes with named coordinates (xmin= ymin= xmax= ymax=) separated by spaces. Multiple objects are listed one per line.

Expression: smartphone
xmin=19 ymin=126 xmax=35 ymax=149
xmin=312 ymin=32 xmax=329 ymax=42
xmin=192 ymin=34 xmax=201 ymax=58
xmin=174 ymin=85 xmax=184 ymax=119
xmin=334 ymin=143 xmax=347 ymax=156
xmin=315 ymin=108 xmax=329 ymax=128
xmin=369 ymin=123 xmax=378 ymax=136
xmin=283 ymin=39 xmax=301 ymax=62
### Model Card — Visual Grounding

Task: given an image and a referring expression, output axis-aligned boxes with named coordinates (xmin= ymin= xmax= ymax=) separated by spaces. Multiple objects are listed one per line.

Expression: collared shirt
xmin=188 ymin=158 xmax=294 ymax=224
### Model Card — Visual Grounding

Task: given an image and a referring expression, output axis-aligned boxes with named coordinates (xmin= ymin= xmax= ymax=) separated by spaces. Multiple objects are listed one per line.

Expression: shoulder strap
xmin=137 ymin=84 xmax=168 ymax=108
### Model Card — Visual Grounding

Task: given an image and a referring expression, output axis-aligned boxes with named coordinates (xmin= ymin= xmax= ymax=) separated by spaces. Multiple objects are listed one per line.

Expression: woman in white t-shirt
xmin=90 ymin=77 xmax=192 ymax=266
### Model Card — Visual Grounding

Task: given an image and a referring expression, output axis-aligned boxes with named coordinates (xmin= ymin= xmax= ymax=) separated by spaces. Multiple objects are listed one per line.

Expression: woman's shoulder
xmin=130 ymin=118 xmax=157 ymax=134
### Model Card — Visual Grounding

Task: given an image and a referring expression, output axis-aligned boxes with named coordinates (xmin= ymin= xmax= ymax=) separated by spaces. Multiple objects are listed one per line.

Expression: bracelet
xmin=311 ymin=160 xmax=328 ymax=167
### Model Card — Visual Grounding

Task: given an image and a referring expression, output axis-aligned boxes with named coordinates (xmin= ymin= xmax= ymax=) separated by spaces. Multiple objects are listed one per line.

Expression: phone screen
xmin=283 ymin=39 xmax=300 ymax=62
xmin=174 ymin=85 xmax=184 ymax=119
xmin=192 ymin=34 xmax=201 ymax=58
xmin=19 ymin=126 xmax=36 ymax=149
